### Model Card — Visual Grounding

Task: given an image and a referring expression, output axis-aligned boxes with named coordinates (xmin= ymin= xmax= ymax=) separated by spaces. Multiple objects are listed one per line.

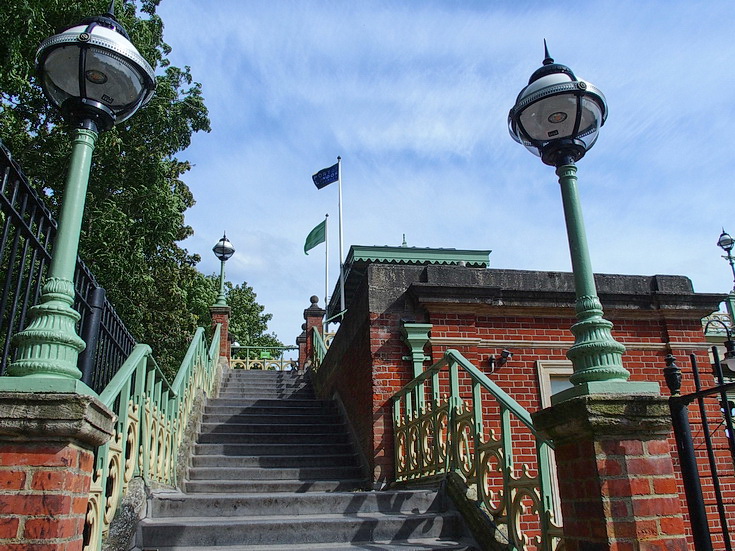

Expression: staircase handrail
xmin=391 ymin=348 xmax=563 ymax=551
xmin=85 ymin=325 xmax=221 ymax=550
xmin=312 ymin=326 xmax=328 ymax=370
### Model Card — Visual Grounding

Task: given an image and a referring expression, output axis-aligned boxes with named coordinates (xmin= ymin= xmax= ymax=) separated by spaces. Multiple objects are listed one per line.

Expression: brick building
xmin=309 ymin=245 xmax=733 ymax=548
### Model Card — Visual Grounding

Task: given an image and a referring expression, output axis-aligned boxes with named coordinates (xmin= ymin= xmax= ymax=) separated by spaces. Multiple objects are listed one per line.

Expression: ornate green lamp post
xmin=212 ymin=234 xmax=235 ymax=306
xmin=6 ymin=3 xmax=155 ymax=391
xmin=508 ymin=44 xmax=657 ymax=402
xmin=717 ymin=229 xmax=735 ymax=324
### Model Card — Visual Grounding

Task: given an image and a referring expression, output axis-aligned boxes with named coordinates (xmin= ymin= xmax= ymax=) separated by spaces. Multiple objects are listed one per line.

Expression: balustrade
xmin=83 ymin=326 xmax=220 ymax=550
xmin=392 ymin=349 xmax=563 ymax=551
xmin=230 ymin=345 xmax=298 ymax=370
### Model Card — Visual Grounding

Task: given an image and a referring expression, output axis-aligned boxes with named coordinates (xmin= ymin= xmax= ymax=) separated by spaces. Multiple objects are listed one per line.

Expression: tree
xmin=0 ymin=1 xmax=212 ymax=376
xmin=205 ymin=276 xmax=283 ymax=353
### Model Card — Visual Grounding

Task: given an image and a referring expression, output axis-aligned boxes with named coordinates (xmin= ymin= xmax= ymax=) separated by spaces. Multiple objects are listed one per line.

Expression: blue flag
xmin=312 ymin=163 xmax=339 ymax=189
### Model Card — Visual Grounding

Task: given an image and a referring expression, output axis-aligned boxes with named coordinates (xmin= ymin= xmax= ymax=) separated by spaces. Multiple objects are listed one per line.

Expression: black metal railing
xmin=0 ymin=138 xmax=135 ymax=393
xmin=665 ymin=351 xmax=735 ymax=551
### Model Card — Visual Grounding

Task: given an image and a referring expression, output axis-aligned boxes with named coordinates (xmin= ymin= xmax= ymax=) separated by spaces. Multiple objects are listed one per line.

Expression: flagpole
xmin=324 ymin=213 xmax=329 ymax=332
xmin=337 ymin=156 xmax=345 ymax=314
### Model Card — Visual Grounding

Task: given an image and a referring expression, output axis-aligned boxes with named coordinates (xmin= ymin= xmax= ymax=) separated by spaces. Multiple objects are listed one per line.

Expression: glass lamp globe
xmin=718 ymin=230 xmax=735 ymax=254
xmin=213 ymin=234 xmax=235 ymax=262
xmin=35 ymin=6 xmax=155 ymax=131
xmin=509 ymin=45 xmax=607 ymax=166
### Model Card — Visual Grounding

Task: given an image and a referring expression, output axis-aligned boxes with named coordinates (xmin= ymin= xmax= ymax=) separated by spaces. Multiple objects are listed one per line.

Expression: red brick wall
xmin=313 ymin=264 xmax=731 ymax=545
xmin=311 ymin=281 xmax=377 ymax=481
xmin=0 ymin=442 xmax=94 ymax=550
xmin=426 ymin=309 xmax=734 ymax=549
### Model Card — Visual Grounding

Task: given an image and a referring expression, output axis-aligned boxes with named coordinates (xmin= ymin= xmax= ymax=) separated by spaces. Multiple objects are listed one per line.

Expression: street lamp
xmin=508 ymin=44 xmax=657 ymax=401
xmin=212 ymin=233 xmax=235 ymax=306
xmin=717 ymin=229 xmax=735 ymax=323
xmin=8 ymin=3 xmax=155 ymax=384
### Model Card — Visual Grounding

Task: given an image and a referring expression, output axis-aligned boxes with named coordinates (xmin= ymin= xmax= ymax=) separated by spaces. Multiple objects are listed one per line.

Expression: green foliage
xmin=205 ymin=276 xmax=283 ymax=351
xmin=0 ymin=1 xmax=218 ymax=376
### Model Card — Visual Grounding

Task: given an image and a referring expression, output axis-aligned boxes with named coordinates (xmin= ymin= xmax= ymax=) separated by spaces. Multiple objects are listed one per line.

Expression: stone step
xmin=206 ymin=398 xmax=331 ymax=409
xmin=220 ymin=383 xmax=310 ymax=391
xmin=216 ymin=392 xmax=316 ymax=400
xmin=199 ymin=422 xmax=346 ymax=435
xmin=196 ymin=431 xmax=351 ymax=445
xmin=144 ymin=541 xmax=476 ymax=551
xmin=201 ymin=412 xmax=340 ymax=424
xmin=204 ymin=402 xmax=330 ymax=412
xmin=150 ymin=489 xmax=445 ymax=517
xmin=187 ymin=465 xmax=363 ymax=481
xmin=219 ymin=386 xmax=314 ymax=394
xmin=191 ymin=453 xmax=360 ymax=469
xmin=139 ymin=511 xmax=461 ymax=547
xmin=200 ymin=413 xmax=337 ymax=425
xmin=183 ymin=478 xmax=366 ymax=494
xmin=225 ymin=370 xmax=300 ymax=376
xmin=222 ymin=375 xmax=307 ymax=382
xmin=193 ymin=442 xmax=356 ymax=456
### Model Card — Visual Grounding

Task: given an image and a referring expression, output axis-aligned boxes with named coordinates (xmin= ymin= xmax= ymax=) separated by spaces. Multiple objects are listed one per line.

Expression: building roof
xmin=327 ymin=245 xmax=492 ymax=318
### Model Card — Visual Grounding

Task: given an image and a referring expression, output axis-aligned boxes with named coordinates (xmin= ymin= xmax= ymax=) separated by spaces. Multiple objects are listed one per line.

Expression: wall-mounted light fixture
xmin=488 ymin=349 xmax=512 ymax=373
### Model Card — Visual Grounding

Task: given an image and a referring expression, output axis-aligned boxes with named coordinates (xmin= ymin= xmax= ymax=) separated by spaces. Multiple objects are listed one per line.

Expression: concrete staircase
xmin=136 ymin=369 xmax=477 ymax=550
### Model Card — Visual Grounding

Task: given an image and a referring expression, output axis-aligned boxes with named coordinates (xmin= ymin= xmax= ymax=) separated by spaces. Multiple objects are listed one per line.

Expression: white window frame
xmin=536 ymin=360 xmax=574 ymax=523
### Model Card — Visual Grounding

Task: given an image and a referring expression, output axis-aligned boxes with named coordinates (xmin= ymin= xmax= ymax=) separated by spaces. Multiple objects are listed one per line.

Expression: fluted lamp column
xmin=5 ymin=2 xmax=155 ymax=393
xmin=212 ymin=233 xmax=235 ymax=306
xmin=508 ymin=43 xmax=658 ymax=403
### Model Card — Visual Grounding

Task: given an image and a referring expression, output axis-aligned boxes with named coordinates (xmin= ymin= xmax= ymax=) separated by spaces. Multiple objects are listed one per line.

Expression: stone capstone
xmin=0 ymin=391 xmax=115 ymax=447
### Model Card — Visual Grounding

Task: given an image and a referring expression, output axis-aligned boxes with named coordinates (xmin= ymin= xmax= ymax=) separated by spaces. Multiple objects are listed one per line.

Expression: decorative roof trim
xmin=349 ymin=245 xmax=491 ymax=267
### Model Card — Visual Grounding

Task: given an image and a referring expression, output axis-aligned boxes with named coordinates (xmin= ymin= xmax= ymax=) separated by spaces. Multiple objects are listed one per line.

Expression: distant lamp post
xmin=508 ymin=43 xmax=656 ymax=401
xmin=717 ymin=229 xmax=735 ymax=323
xmin=8 ymin=2 xmax=155 ymax=383
xmin=212 ymin=233 xmax=235 ymax=306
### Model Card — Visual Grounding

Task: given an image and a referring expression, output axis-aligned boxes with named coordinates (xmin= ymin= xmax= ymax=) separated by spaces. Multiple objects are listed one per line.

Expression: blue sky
xmin=155 ymin=1 xmax=735 ymax=346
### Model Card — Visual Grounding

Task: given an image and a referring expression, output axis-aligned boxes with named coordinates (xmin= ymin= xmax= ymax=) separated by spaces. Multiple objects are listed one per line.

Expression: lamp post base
xmin=8 ymin=277 xmax=86 ymax=380
xmin=552 ymin=379 xmax=660 ymax=406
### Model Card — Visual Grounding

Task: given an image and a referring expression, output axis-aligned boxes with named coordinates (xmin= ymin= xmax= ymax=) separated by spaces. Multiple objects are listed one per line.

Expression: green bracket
xmin=401 ymin=323 xmax=432 ymax=414
xmin=400 ymin=323 xmax=432 ymax=378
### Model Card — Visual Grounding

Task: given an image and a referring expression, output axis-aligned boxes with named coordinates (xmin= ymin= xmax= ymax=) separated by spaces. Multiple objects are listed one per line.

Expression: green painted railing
xmin=392 ymin=349 xmax=563 ymax=551
xmin=231 ymin=345 xmax=298 ymax=370
xmin=312 ymin=327 xmax=328 ymax=370
xmin=84 ymin=325 xmax=220 ymax=550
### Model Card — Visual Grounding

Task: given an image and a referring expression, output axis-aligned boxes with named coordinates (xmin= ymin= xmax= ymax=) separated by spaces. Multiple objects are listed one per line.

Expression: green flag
xmin=304 ymin=220 xmax=326 ymax=255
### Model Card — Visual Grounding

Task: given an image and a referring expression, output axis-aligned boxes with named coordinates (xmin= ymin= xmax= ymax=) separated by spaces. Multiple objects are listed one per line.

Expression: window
xmin=537 ymin=360 xmax=574 ymax=408
xmin=536 ymin=360 xmax=574 ymax=522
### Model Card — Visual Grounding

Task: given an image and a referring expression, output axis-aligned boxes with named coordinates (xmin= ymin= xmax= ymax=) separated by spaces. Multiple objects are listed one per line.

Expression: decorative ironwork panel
xmin=392 ymin=349 xmax=563 ymax=551
xmin=84 ymin=326 xmax=220 ymax=550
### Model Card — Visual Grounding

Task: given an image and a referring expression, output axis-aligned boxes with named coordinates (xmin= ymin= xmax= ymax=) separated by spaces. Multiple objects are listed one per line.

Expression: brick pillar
xmin=296 ymin=323 xmax=307 ymax=369
xmin=533 ymin=394 xmax=688 ymax=551
xmin=210 ymin=305 xmax=231 ymax=364
xmin=0 ymin=392 xmax=115 ymax=551
xmin=303 ymin=295 xmax=325 ymax=367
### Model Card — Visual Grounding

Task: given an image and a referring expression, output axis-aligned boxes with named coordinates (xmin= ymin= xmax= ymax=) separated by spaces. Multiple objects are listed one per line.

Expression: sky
xmin=155 ymin=1 xmax=735 ymax=347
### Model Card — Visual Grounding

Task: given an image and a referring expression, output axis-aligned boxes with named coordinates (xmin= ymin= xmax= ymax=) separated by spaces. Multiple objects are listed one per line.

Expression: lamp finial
xmin=543 ymin=39 xmax=554 ymax=66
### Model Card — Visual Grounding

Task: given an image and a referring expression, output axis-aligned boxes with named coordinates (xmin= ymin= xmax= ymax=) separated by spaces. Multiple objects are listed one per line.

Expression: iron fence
xmin=665 ymin=350 xmax=735 ymax=551
xmin=0 ymin=138 xmax=135 ymax=393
